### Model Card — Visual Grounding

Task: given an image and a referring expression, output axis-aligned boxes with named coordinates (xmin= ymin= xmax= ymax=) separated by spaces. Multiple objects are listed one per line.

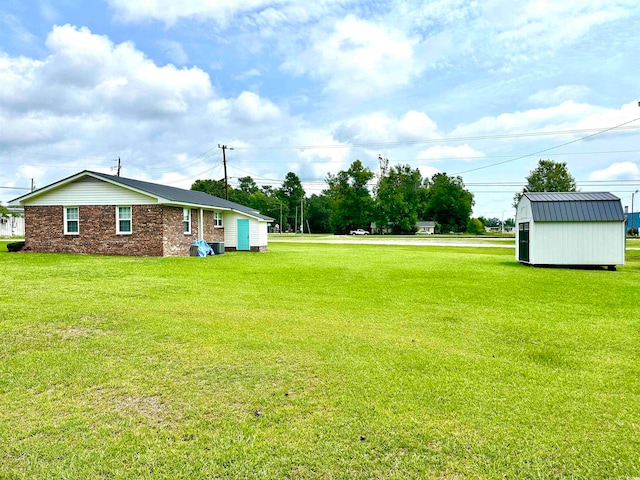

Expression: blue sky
xmin=2 ymin=0 xmax=639 ymax=218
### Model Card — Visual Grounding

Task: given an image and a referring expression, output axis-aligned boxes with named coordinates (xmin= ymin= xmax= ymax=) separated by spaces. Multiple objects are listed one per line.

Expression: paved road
xmin=270 ymin=235 xmax=515 ymax=248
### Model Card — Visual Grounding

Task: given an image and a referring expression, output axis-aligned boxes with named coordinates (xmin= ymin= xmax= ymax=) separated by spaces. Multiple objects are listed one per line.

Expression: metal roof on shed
xmin=524 ymin=192 xmax=618 ymax=202
xmin=523 ymin=192 xmax=624 ymax=222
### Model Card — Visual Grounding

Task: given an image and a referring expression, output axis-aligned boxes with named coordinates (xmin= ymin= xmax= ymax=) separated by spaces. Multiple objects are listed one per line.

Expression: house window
xmin=64 ymin=207 xmax=79 ymax=234
xmin=214 ymin=212 xmax=223 ymax=228
xmin=116 ymin=206 xmax=132 ymax=234
xmin=183 ymin=208 xmax=191 ymax=234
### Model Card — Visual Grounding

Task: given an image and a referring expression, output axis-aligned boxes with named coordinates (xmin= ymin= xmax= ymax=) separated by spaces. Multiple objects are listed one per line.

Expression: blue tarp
xmin=192 ymin=239 xmax=214 ymax=257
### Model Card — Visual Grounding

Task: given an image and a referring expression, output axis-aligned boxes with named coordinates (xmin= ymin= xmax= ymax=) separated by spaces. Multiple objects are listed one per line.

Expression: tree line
xmin=191 ymin=158 xmax=577 ymax=235
xmin=191 ymin=159 xmax=474 ymax=234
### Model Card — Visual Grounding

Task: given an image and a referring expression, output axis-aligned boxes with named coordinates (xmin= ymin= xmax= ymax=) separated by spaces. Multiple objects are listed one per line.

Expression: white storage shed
xmin=515 ymin=192 xmax=625 ymax=268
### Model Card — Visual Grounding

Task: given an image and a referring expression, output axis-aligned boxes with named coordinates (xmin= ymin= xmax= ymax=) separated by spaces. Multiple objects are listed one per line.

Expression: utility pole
xmin=116 ymin=157 xmax=121 ymax=176
xmin=300 ymin=197 xmax=304 ymax=236
xmin=632 ymin=190 xmax=638 ymax=236
xmin=31 ymin=178 xmax=35 ymax=192
xmin=218 ymin=144 xmax=233 ymax=200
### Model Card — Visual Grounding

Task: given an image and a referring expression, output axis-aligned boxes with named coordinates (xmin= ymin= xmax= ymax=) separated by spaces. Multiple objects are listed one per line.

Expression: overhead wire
xmin=453 ymin=116 xmax=640 ymax=175
xmin=230 ymin=124 xmax=640 ymax=151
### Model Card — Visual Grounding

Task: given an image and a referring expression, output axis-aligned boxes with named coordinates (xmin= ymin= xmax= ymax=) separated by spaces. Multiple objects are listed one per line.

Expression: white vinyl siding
xmin=531 ymin=222 xmax=625 ymax=265
xmin=183 ymin=208 xmax=191 ymax=234
xmin=64 ymin=207 xmax=79 ymax=235
xmin=0 ymin=215 xmax=25 ymax=237
xmin=25 ymin=176 xmax=155 ymax=206
xmin=223 ymin=213 xmax=268 ymax=249
xmin=116 ymin=206 xmax=132 ymax=234
xmin=257 ymin=221 xmax=268 ymax=246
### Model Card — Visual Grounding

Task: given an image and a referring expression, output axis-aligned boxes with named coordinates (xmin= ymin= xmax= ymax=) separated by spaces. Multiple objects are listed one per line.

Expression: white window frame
xmin=214 ymin=211 xmax=223 ymax=228
xmin=116 ymin=206 xmax=132 ymax=235
xmin=64 ymin=207 xmax=79 ymax=235
xmin=183 ymin=208 xmax=191 ymax=234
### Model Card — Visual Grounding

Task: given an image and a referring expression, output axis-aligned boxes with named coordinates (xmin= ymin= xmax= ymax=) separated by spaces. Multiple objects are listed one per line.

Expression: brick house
xmin=8 ymin=170 xmax=273 ymax=256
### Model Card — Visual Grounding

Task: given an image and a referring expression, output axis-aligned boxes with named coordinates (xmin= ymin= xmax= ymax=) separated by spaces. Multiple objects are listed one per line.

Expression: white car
xmin=350 ymin=229 xmax=369 ymax=235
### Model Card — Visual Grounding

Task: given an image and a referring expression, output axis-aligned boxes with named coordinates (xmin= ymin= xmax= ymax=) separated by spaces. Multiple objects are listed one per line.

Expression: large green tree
xmin=248 ymin=191 xmax=282 ymax=226
xmin=467 ymin=218 xmax=484 ymax=235
xmin=277 ymin=172 xmax=305 ymax=231
xmin=0 ymin=205 xmax=11 ymax=217
xmin=229 ymin=176 xmax=259 ymax=206
xmin=325 ymin=160 xmax=375 ymax=234
xmin=423 ymin=173 xmax=474 ymax=233
xmin=375 ymin=163 xmax=422 ymax=234
xmin=191 ymin=179 xmax=227 ymax=198
xmin=305 ymin=194 xmax=332 ymax=233
xmin=514 ymin=159 xmax=577 ymax=205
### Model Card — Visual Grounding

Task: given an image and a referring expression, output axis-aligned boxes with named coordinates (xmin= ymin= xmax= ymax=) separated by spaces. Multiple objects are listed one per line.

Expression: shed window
xmin=183 ymin=208 xmax=191 ymax=234
xmin=214 ymin=212 xmax=223 ymax=228
xmin=116 ymin=206 xmax=132 ymax=234
xmin=64 ymin=207 xmax=79 ymax=234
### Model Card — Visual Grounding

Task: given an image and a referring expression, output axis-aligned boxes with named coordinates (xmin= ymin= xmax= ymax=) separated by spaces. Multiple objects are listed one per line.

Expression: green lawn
xmin=1 ymin=242 xmax=639 ymax=478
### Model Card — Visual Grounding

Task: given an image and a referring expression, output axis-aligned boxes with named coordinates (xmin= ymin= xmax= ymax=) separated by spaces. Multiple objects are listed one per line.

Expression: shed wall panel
xmin=530 ymin=222 xmax=625 ymax=265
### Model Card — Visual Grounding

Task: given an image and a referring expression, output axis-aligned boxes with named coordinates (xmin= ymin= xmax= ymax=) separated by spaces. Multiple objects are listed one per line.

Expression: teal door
xmin=237 ymin=219 xmax=250 ymax=251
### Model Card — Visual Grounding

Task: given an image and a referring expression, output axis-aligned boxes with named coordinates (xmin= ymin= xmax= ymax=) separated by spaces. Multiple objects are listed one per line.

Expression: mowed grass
xmin=1 ymin=241 xmax=639 ymax=479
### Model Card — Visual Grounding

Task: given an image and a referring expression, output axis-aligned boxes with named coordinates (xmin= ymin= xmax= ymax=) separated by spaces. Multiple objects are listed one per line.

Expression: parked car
xmin=350 ymin=229 xmax=369 ymax=235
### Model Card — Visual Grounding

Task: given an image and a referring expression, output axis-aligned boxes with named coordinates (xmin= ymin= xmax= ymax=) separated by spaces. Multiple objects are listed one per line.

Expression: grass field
xmin=1 ymin=241 xmax=639 ymax=478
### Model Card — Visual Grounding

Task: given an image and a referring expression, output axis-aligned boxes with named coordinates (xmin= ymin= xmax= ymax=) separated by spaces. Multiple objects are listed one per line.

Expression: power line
xmin=453 ymin=116 xmax=640 ymax=175
xmin=230 ymin=124 xmax=640 ymax=151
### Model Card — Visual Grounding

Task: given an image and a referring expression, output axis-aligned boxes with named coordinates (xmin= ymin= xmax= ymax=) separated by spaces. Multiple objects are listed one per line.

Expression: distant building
xmin=416 ymin=221 xmax=435 ymax=234
xmin=515 ymin=192 xmax=625 ymax=268
xmin=0 ymin=207 xmax=24 ymax=237
xmin=625 ymin=212 xmax=640 ymax=233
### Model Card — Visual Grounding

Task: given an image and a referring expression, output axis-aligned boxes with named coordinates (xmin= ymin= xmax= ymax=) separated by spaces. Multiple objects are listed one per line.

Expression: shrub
xmin=466 ymin=218 xmax=484 ymax=235
xmin=7 ymin=241 xmax=25 ymax=252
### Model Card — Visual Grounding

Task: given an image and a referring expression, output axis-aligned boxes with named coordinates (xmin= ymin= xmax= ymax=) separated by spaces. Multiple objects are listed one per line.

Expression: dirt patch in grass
xmin=113 ymin=394 xmax=168 ymax=424
xmin=56 ymin=327 xmax=110 ymax=340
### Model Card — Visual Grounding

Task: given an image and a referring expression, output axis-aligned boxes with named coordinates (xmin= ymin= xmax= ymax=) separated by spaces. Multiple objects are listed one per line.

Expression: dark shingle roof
xmin=88 ymin=171 xmax=273 ymax=221
xmin=524 ymin=192 xmax=624 ymax=222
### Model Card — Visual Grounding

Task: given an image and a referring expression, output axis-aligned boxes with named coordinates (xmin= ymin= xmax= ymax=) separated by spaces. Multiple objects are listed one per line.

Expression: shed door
xmin=518 ymin=222 xmax=529 ymax=262
xmin=237 ymin=219 xmax=250 ymax=251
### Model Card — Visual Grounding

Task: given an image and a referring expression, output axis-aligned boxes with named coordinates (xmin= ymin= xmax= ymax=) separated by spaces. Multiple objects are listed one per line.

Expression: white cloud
xmin=282 ymin=14 xmax=422 ymax=99
xmin=235 ymin=68 xmax=262 ymax=80
xmin=528 ymin=85 xmax=590 ymax=105
xmin=416 ymin=165 xmax=441 ymax=180
xmin=589 ymin=162 xmax=640 ymax=181
xmin=417 ymin=145 xmax=485 ymax=162
xmin=333 ymin=110 xmax=440 ymax=145
xmin=0 ymin=25 xmax=212 ymax=118
xmin=158 ymin=40 xmax=189 ymax=65
xmin=39 ymin=1 xmax=61 ymax=23
xmin=207 ymin=91 xmax=283 ymax=125
xmin=484 ymin=0 xmax=630 ymax=54
xmin=106 ymin=0 xmax=345 ymax=26
xmin=2 ymin=14 xmax=41 ymax=50
xmin=451 ymin=101 xmax=611 ymax=137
